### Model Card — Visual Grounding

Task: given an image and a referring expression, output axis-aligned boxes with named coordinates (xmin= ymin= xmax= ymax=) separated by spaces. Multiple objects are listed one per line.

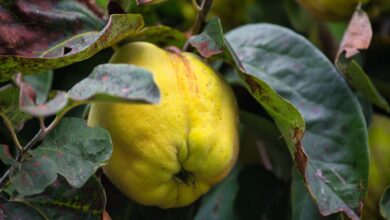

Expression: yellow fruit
xmin=88 ymin=42 xmax=239 ymax=208
xmin=363 ymin=114 xmax=390 ymax=219
xmin=297 ymin=0 xmax=370 ymax=21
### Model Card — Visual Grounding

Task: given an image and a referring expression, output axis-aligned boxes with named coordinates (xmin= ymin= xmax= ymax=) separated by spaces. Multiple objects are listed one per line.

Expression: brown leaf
xmin=337 ymin=9 xmax=372 ymax=59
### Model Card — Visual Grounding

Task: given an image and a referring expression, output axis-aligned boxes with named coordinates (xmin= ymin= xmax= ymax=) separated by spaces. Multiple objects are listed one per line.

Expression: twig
xmin=183 ymin=0 xmax=214 ymax=51
xmin=1 ymin=116 xmax=22 ymax=152
xmin=0 ymin=169 xmax=11 ymax=188
xmin=38 ymin=117 xmax=46 ymax=131
xmin=0 ymin=104 xmax=76 ymax=189
xmin=20 ymin=105 xmax=74 ymax=159
xmin=192 ymin=0 xmax=202 ymax=11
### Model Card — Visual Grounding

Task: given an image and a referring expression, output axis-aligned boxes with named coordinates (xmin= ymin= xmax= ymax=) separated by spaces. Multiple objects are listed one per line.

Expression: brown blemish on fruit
xmin=169 ymin=53 xmax=199 ymax=96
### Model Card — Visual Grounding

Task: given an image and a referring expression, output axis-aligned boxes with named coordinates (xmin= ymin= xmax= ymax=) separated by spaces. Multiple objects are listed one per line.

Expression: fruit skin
xmin=88 ymin=42 xmax=239 ymax=208
xmin=298 ymin=0 xmax=370 ymax=21
xmin=363 ymin=114 xmax=390 ymax=219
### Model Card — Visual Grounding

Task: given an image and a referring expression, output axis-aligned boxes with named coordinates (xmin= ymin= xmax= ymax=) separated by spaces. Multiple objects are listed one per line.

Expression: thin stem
xmin=1 ymin=116 xmax=22 ymax=152
xmin=39 ymin=117 xmax=46 ymax=131
xmin=20 ymin=129 xmax=45 ymax=158
xmin=0 ymin=169 xmax=11 ymax=188
xmin=21 ymin=105 xmax=74 ymax=157
xmin=183 ymin=0 xmax=214 ymax=51
xmin=192 ymin=0 xmax=201 ymax=11
xmin=0 ymin=103 xmax=78 ymax=189
xmin=356 ymin=2 xmax=362 ymax=10
xmin=191 ymin=0 xmax=213 ymax=36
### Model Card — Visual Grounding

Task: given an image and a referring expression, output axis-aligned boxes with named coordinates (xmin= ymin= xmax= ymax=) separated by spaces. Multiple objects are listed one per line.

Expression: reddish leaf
xmin=14 ymin=74 xmax=68 ymax=117
xmin=14 ymin=74 xmax=36 ymax=108
xmin=337 ymin=9 xmax=372 ymax=59
xmin=0 ymin=14 xmax=144 ymax=83
xmin=0 ymin=0 xmax=105 ymax=57
xmin=189 ymin=17 xmax=224 ymax=58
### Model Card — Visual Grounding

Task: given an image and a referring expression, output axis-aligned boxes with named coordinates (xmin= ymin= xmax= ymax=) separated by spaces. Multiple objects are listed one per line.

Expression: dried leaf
xmin=337 ymin=9 xmax=372 ymax=59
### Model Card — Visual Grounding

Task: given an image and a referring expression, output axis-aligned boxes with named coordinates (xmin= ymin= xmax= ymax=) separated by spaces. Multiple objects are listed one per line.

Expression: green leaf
xmin=226 ymin=24 xmax=369 ymax=219
xmin=10 ymin=157 xmax=58 ymax=197
xmin=380 ymin=186 xmax=390 ymax=219
xmin=0 ymin=14 xmax=144 ymax=82
xmin=32 ymin=118 xmax=112 ymax=188
xmin=223 ymin=31 xmax=306 ymax=180
xmin=0 ymin=84 xmax=32 ymax=131
xmin=191 ymin=18 xmax=306 ymax=185
xmin=0 ymin=201 xmax=46 ymax=220
xmin=22 ymin=176 xmax=106 ymax=220
xmin=20 ymin=92 xmax=69 ymax=117
xmin=195 ymin=164 xmax=289 ymax=220
xmin=291 ymin=169 xmax=341 ymax=220
xmin=195 ymin=166 xmax=241 ymax=220
xmin=69 ymin=64 xmax=160 ymax=104
xmin=24 ymin=71 xmax=53 ymax=105
xmin=343 ymin=60 xmax=389 ymax=112
xmin=134 ymin=25 xmax=187 ymax=48
xmin=16 ymin=62 xmax=160 ymax=117
xmin=191 ymin=18 xmax=306 ymax=177
xmin=0 ymin=144 xmax=14 ymax=165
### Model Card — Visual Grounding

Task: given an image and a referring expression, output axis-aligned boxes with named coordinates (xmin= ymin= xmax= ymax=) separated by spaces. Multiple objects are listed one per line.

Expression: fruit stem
xmin=175 ymin=169 xmax=192 ymax=185
xmin=183 ymin=0 xmax=214 ymax=51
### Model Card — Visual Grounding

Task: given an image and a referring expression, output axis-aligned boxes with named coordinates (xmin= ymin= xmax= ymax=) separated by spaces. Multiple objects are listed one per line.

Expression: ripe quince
xmin=88 ymin=42 xmax=239 ymax=208
xmin=297 ymin=0 xmax=370 ymax=21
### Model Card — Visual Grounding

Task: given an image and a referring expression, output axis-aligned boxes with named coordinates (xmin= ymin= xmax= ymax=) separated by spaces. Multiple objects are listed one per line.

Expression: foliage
xmin=0 ymin=0 xmax=389 ymax=219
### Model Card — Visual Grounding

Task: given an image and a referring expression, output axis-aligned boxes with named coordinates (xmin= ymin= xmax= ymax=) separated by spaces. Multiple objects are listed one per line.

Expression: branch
xmin=0 ymin=104 xmax=76 ymax=189
xmin=183 ymin=0 xmax=214 ymax=51
xmin=1 ymin=116 xmax=22 ymax=152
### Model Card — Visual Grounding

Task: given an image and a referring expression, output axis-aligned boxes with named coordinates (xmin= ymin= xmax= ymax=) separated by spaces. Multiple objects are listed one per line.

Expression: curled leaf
xmin=69 ymin=64 xmax=160 ymax=104
xmin=14 ymin=74 xmax=68 ymax=117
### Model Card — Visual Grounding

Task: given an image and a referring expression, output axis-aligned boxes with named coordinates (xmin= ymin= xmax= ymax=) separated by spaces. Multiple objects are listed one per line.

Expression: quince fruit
xmin=363 ymin=114 xmax=390 ymax=219
xmin=88 ymin=42 xmax=239 ymax=208
xmin=297 ymin=0 xmax=370 ymax=21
